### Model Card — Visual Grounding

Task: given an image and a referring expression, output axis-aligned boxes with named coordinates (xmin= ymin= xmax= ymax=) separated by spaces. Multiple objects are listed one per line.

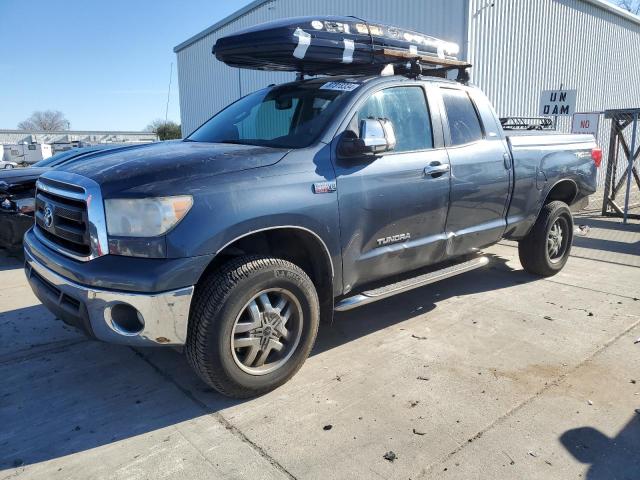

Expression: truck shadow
xmin=574 ymin=216 xmax=640 ymax=233
xmin=0 ymin=252 xmax=538 ymax=471
xmin=572 ymin=215 xmax=640 ymax=257
xmin=560 ymin=414 xmax=640 ymax=479
xmin=315 ymin=253 xmax=534 ymax=354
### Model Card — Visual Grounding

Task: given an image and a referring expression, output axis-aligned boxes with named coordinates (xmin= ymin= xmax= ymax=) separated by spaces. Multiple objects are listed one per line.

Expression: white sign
xmin=539 ymin=89 xmax=577 ymax=116
xmin=571 ymin=112 xmax=600 ymax=137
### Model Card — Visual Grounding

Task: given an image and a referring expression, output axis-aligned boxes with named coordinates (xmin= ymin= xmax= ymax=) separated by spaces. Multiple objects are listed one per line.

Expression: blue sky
xmin=0 ymin=0 xmax=252 ymax=131
xmin=0 ymin=0 xmax=628 ymax=131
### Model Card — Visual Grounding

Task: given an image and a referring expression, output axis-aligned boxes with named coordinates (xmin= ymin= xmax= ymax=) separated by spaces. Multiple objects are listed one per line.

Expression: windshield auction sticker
xmin=320 ymin=81 xmax=360 ymax=92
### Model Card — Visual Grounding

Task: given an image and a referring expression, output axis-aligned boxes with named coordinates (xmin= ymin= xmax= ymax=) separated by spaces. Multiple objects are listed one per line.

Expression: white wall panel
xmin=176 ymin=0 xmax=466 ymax=135
xmin=467 ymin=0 xmax=640 ymax=192
xmin=468 ymin=0 xmax=640 ymax=118
xmin=177 ymin=0 xmax=640 ymax=139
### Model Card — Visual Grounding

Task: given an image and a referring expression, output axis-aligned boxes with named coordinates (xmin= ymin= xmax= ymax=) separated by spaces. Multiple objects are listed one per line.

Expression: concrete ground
xmin=1 ymin=214 xmax=639 ymax=480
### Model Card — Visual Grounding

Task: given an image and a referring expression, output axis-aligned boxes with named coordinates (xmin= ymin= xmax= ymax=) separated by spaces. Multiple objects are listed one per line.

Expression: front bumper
xmin=24 ymin=248 xmax=194 ymax=346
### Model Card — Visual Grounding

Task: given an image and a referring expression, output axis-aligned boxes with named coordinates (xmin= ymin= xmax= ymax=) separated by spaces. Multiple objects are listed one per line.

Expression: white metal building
xmin=0 ymin=129 xmax=158 ymax=146
xmin=174 ymin=0 xmax=640 ymax=137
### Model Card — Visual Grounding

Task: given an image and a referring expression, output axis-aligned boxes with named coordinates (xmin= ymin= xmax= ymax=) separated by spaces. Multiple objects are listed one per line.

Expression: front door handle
xmin=424 ymin=163 xmax=450 ymax=178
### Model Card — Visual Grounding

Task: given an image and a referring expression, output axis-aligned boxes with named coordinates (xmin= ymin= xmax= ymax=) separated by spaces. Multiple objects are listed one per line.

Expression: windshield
xmin=186 ymin=81 xmax=359 ymax=148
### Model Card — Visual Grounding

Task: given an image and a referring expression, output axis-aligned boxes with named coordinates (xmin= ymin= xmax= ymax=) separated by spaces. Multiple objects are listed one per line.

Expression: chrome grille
xmin=33 ymin=171 xmax=108 ymax=262
xmin=35 ymin=189 xmax=90 ymax=255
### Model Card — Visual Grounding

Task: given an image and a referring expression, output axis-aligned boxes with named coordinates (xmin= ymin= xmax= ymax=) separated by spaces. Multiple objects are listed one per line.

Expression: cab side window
xmin=441 ymin=88 xmax=484 ymax=146
xmin=357 ymin=86 xmax=433 ymax=152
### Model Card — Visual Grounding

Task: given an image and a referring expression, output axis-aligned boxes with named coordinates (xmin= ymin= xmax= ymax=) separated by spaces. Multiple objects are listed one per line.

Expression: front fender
xmin=164 ymin=145 xmax=343 ymax=293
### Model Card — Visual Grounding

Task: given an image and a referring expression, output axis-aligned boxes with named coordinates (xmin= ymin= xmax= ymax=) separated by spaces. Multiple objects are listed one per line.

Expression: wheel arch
xmin=198 ymin=226 xmax=335 ymax=322
xmin=507 ymin=178 xmax=579 ymax=241
xmin=544 ymin=179 xmax=579 ymax=207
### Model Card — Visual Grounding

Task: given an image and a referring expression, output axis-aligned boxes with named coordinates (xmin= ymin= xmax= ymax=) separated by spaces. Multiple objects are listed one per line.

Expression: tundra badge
xmin=377 ymin=233 xmax=411 ymax=246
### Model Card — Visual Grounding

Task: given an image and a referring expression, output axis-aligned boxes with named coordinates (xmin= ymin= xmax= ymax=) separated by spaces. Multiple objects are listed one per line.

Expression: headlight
xmin=105 ymin=196 xmax=193 ymax=237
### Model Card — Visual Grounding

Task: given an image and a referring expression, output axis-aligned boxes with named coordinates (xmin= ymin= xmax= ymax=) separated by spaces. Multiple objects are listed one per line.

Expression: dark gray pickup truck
xmin=24 ymin=74 xmax=599 ymax=397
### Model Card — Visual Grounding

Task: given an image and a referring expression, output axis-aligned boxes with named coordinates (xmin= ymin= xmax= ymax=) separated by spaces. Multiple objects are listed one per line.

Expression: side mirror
xmin=339 ymin=118 xmax=397 ymax=157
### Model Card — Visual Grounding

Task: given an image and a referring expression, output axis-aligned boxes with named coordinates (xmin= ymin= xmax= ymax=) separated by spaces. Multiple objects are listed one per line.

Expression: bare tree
xmin=17 ymin=110 xmax=70 ymax=131
xmin=614 ymin=0 xmax=640 ymax=14
xmin=146 ymin=119 xmax=182 ymax=140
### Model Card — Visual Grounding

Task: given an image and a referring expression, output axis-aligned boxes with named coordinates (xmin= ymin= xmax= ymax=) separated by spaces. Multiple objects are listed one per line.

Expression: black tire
xmin=518 ymin=200 xmax=574 ymax=277
xmin=186 ymin=255 xmax=320 ymax=398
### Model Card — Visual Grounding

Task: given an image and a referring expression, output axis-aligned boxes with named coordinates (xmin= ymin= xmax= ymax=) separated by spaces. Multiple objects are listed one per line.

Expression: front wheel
xmin=518 ymin=201 xmax=574 ymax=277
xmin=186 ymin=255 xmax=320 ymax=398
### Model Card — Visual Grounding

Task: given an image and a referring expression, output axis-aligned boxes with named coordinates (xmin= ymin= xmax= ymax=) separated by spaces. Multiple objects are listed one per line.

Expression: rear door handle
xmin=424 ymin=163 xmax=450 ymax=177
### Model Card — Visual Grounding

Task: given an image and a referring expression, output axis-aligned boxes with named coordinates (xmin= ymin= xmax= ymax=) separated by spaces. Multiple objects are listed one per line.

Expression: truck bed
xmin=504 ymin=132 xmax=598 ymax=239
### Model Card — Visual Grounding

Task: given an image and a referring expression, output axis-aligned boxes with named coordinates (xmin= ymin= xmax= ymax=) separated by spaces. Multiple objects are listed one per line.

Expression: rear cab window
xmin=441 ymin=88 xmax=484 ymax=146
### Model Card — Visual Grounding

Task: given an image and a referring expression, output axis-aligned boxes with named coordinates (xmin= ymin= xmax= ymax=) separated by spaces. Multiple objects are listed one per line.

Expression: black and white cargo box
xmin=213 ymin=16 xmax=470 ymax=77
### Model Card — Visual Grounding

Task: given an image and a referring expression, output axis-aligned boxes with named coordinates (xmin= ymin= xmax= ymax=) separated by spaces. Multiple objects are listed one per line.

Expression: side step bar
xmin=334 ymin=256 xmax=489 ymax=312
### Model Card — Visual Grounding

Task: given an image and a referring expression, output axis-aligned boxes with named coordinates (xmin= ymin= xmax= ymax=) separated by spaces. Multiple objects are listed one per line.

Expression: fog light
xmin=108 ymin=303 xmax=144 ymax=336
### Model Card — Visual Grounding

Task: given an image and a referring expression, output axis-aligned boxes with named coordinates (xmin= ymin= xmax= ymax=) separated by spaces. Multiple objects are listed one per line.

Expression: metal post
xmin=602 ymin=118 xmax=618 ymax=216
xmin=623 ymin=113 xmax=638 ymax=224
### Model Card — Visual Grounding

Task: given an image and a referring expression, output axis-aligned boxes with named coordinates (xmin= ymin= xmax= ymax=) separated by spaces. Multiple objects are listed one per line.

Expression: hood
xmin=0 ymin=167 xmax=49 ymax=194
xmin=58 ymin=141 xmax=290 ymax=197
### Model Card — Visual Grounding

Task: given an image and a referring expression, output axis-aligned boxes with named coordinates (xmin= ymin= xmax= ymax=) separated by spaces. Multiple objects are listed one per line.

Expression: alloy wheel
xmin=231 ymin=288 xmax=303 ymax=375
xmin=547 ymin=217 xmax=568 ymax=263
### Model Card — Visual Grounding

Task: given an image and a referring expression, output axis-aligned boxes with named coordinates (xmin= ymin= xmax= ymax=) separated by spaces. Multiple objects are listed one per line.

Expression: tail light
xmin=591 ymin=148 xmax=602 ymax=168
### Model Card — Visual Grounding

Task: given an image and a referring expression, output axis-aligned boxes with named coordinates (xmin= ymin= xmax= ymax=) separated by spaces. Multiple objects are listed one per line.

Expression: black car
xmin=0 ymin=144 xmax=130 ymax=250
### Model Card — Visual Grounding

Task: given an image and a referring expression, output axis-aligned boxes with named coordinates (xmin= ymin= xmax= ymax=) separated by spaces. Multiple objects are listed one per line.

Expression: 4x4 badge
xmin=313 ymin=181 xmax=337 ymax=194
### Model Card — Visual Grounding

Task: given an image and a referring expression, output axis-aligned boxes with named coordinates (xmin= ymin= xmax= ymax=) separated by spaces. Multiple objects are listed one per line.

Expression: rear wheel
xmin=186 ymin=255 xmax=319 ymax=398
xmin=518 ymin=201 xmax=574 ymax=276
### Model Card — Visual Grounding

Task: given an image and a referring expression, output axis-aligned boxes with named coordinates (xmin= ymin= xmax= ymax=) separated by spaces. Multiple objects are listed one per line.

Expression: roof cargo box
xmin=213 ymin=16 xmax=468 ymax=77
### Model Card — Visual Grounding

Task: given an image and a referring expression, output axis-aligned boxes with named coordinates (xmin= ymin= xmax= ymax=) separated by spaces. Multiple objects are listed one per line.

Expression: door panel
xmin=332 ymin=85 xmax=450 ymax=293
xmin=335 ymin=150 xmax=450 ymax=292
xmin=439 ymin=88 xmax=511 ymax=256
xmin=445 ymin=141 xmax=510 ymax=254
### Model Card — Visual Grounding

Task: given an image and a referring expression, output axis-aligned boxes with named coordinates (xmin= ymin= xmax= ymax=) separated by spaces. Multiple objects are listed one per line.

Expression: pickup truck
xmin=23 ymin=74 xmax=599 ymax=397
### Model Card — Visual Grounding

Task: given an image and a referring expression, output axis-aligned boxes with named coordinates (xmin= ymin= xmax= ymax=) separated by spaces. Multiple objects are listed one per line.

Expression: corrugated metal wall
xmin=176 ymin=0 xmax=467 ymax=135
xmin=468 ymin=0 xmax=640 ymax=118
xmin=468 ymin=0 xmax=640 ymax=198
xmin=177 ymin=0 xmax=640 ymax=146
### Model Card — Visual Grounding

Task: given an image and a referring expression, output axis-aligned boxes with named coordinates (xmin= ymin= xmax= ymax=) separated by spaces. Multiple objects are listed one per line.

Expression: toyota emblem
xmin=43 ymin=205 xmax=54 ymax=228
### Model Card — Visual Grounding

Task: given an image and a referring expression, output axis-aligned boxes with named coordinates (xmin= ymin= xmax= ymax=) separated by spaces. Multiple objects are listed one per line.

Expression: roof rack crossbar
xmin=375 ymin=48 xmax=471 ymax=82
xmin=377 ymin=48 xmax=471 ymax=68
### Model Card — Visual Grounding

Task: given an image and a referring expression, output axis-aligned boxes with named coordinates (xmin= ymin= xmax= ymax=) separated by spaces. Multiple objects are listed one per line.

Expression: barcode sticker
xmin=320 ymin=81 xmax=360 ymax=92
